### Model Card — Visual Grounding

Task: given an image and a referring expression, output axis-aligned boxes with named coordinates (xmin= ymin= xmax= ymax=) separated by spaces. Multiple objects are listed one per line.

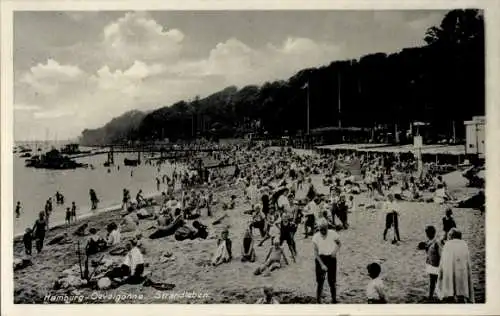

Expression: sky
xmin=13 ymin=10 xmax=447 ymax=141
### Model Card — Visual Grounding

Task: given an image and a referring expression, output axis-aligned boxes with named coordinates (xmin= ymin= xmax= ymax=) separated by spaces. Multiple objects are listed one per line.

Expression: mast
xmin=306 ymin=81 xmax=310 ymax=135
xmin=338 ymin=69 xmax=342 ymax=128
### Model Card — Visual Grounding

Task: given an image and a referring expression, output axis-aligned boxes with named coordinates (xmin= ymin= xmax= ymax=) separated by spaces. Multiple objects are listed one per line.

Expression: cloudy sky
xmin=13 ymin=10 xmax=446 ymax=141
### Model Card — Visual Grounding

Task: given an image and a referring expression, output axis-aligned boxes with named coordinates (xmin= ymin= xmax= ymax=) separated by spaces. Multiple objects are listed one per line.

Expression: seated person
xmin=192 ymin=221 xmax=209 ymax=239
xmin=106 ymin=223 xmax=121 ymax=247
xmin=105 ymin=240 xmax=145 ymax=285
xmin=86 ymin=228 xmax=107 ymax=255
xmin=254 ymin=239 xmax=289 ymax=275
xmin=433 ymin=184 xmax=450 ymax=204
xmin=241 ymin=221 xmax=256 ymax=262
xmin=121 ymin=208 xmax=139 ymax=233
xmin=74 ymin=223 xmax=89 ymax=237
xmin=212 ymin=228 xmax=232 ymax=266
xmin=255 ymin=286 xmax=280 ymax=304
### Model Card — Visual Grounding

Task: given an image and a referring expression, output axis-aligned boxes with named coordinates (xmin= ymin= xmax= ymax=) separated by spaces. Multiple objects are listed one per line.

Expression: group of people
xmin=16 ymin=142 xmax=479 ymax=304
xmin=21 ymin=193 xmax=80 ymax=255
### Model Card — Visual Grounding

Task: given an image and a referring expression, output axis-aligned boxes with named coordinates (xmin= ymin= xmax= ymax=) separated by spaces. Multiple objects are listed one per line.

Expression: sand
xmin=13 ymin=165 xmax=485 ymax=304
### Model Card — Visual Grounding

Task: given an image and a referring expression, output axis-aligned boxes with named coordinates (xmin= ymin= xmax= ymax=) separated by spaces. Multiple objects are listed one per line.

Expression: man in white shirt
xmin=303 ymin=197 xmax=319 ymax=238
xmin=312 ymin=218 xmax=341 ymax=303
xmin=277 ymin=191 xmax=291 ymax=214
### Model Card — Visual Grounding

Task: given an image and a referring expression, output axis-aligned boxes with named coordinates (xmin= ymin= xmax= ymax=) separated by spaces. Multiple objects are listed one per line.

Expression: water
xmin=13 ymin=151 xmax=187 ymax=236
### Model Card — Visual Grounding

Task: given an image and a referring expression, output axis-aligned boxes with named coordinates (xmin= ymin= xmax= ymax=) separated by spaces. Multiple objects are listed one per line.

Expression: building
xmin=464 ymin=116 xmax=485 ymax=157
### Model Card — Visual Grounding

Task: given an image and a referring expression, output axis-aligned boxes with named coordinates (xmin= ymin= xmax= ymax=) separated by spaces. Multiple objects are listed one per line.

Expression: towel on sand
xmin=437 ymin=239 xmax=474 ymax=302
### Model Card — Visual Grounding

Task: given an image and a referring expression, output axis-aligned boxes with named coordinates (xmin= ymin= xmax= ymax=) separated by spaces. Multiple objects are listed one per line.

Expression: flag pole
xmin=338 ymin=70 xmax=341 ymax=128
xmin=307 ymin=81 xmax=310 ymax=135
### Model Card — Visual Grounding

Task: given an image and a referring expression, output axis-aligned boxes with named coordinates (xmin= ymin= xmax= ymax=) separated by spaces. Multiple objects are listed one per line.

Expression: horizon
xmin=14 ymin=10 xmax=447 ymax=141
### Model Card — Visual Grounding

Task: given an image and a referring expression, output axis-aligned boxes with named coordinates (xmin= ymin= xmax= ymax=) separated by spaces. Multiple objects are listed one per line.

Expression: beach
xmin=13 ymin=161 xmax=485 ymax=304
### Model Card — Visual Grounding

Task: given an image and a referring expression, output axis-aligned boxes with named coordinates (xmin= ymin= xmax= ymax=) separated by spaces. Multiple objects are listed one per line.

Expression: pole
xmin=306 ymin=81 xmax=310 ymax=135
xmin=452 ymin=120 xmax=456 ymax=144
xmin=338 ymin=71 xmax=341 ymax=128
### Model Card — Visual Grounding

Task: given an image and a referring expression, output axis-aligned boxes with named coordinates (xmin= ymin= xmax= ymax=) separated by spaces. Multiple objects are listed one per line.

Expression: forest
xmin=80 ymin=9 xmax=484 ymax=146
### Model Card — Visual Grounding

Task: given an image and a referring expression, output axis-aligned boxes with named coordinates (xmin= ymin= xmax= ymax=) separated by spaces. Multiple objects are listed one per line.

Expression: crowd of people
xmin=16 ymin=142 xmax=479 ymax=304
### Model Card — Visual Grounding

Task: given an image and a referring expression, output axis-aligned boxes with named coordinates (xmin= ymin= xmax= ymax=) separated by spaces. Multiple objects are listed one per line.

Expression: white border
xmin=2 ymin=1 xmax=499 ymax=315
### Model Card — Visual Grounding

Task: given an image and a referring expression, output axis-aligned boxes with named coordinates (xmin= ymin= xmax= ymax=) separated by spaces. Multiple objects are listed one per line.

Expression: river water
xmin=13 ymin=150 xmax=187 ymax=236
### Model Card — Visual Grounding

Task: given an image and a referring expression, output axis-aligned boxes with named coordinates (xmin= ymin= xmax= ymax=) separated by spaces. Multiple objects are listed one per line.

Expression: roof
xmin=311 ymin=126 xmax=370 ymax=134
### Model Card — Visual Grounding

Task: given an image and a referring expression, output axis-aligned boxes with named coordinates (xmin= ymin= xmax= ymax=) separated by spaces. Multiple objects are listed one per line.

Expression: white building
xmin=464 ymin=116 xmax=485 ymax=157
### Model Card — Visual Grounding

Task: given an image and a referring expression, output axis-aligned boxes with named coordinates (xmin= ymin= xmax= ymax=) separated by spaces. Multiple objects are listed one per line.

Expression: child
xmin=23 ymin=228 xmax=33 ymax=256
xmin=346 ymin=196 xmax=355 ymax=213
xmin=366 ymin=262 xmax=387 ymax=304
xmin=254 ymin=239 xmax=289 ymax=275
xmin=241 ymin=221 xmax=256 ymax=262
xmin=65 ymin=207 xmax=72 ymax=226
xmin=425 ymin=225 xmax=441 ymax=301
xmin=442 ymin=208 xmax=456 ymax=243
xmin=15 ymin=201 xmax=22 ymax=219
xmin=212 ymin=228 xmax=232 ymax=266
xmin=255 ymin=286 xmax=280 ymax=304
xmin=71 ymin=202 xmax=77 ymax=222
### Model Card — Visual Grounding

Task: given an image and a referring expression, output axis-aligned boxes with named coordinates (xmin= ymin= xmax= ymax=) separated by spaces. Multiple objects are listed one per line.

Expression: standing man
xmin=15 ymin=201 xmax=22 ymax=219
xmin=313 ymin=218 xmax=341 ymax=303
xmin=383 ymin=194 xmax=401 ymax=243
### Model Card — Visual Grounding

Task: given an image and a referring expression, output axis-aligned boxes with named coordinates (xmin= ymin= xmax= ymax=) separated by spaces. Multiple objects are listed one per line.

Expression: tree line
xmin=80 ymin=9 xmax=484 ymax=146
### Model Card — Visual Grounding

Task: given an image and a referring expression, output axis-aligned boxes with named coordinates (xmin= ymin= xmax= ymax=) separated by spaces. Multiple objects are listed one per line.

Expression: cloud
xmin=101 ymin=12 xmax=184 ymax=68
xmin=20 ymin=59 xmax=84 ymax=94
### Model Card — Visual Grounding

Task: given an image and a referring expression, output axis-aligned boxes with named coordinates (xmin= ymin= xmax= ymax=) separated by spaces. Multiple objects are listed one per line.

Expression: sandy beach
xmin=13 ymin=162 xmax=485 ymax=304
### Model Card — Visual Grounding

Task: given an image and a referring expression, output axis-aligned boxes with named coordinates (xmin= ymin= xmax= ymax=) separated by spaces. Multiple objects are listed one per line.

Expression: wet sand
xmin=13 ymin=163 xmax=485 ymax=304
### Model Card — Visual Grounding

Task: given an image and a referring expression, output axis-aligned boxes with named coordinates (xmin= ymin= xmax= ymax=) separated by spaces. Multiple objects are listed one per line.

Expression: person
xmin=107 ymin=223 xmax=121 ymax=247
xmin=277 ymin=189 xmax=291 ymax=214
xmin=383 ymin=194 xmax=400 ymax=243
xmin=254 ymin=239 xmax=289 ymax=275
xmin=241 ymin=221 xmax=256 ymax=262
xmin=346 ymin=196 xmax=355 ymax=213
xmin=122 ymin=189 xmax=130 ymax=211
xmin=32 ymin=211 xmax=47 ymax=253
xmin=105 ymin=240 xmax=145 ymax=285
xmin=258 ymin=219 xmax=280 ymax=247
xmin=279 ymin=213 xmax=297 ymax=260
xmin=86 ymin=228 xmax=106 ymax=255
xmin=366 ymin=262 xmax=387 ymax=304
xmin=90 ymin=189 xmax=99 ymax=210
xmin=312 ymin=218 xmax=341 ymax=303
xmin=424 ymin=225 xmax=441 ymax=301
xmin=255 ymin=286 xmax=280 ymax=304
xmin=15 ymin=201 xmax=21 ymax=219
xmin=212 ymin=228 xmax=232 ymax=266
xmin=156 ymin=177 xmax=161 ymax=191
xmin=304 ymin=197 xmax=319 ymax=238
xmin=44 ymin=199 xmax=52 ymax=229
xmin=65 ymin=207 xmax=72 ymax=226
xmin=437 ymin=229 xmax=474 ymax=303
xmin=442 ymin=208 xmax=457 ymax=243
xmin=23 ymin=228 xmax=33 ymax=256
xmin=122 ymin=207 xmax=140 ymax=233
xmin=336 ymin=195 xmax=349 ymax=230
xmin=71 ymin=202 xmax=77 ymax=222
xmin=136 ymin=190 xmax=145 ymax=207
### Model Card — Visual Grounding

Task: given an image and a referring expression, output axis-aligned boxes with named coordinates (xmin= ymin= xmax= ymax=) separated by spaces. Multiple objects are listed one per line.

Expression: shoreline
xmin=13 ymin=190 xmax=162 ymax=240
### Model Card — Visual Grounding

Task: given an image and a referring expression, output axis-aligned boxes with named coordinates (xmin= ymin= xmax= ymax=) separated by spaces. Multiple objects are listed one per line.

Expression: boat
xmin=25 ymin=149 xmax=87 ymax=169
xmin=124 ymin=158 xmax=140 ymax=166
xmin=20 ymin=152 xmax=32 ymax=158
